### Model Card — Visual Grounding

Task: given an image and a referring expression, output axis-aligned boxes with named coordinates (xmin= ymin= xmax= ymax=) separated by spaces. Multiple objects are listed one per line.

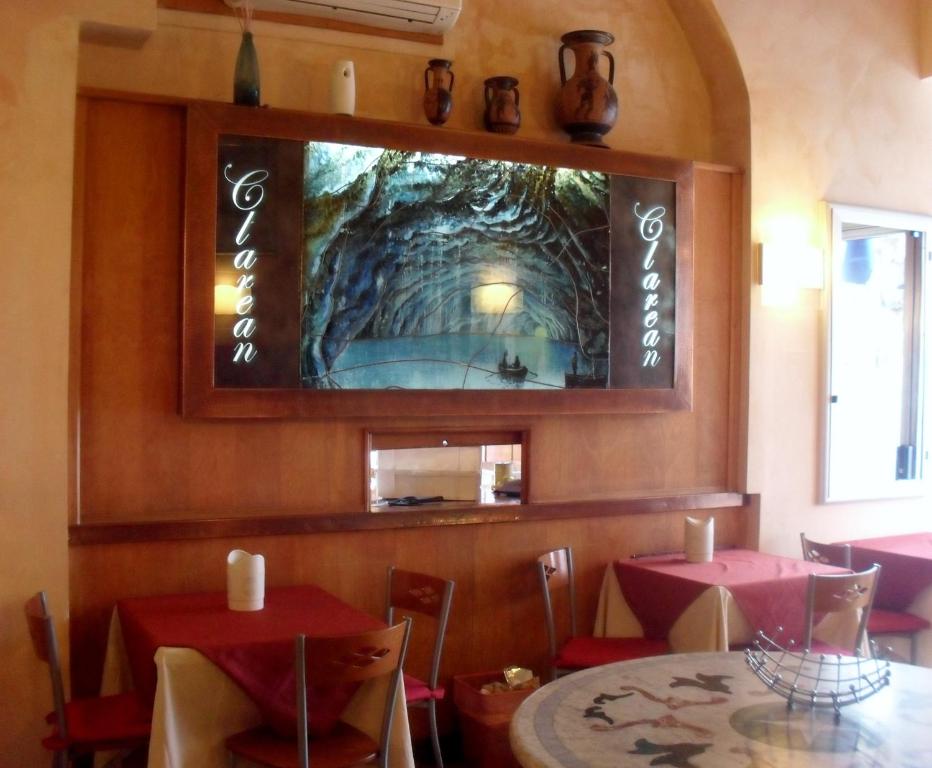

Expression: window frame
xmin=822 ymin=203 xmax=930 ymax=502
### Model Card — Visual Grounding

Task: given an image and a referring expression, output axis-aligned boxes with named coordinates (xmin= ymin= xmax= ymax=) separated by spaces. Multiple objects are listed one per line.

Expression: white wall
xmin=715 ymin=0 xmax=932 ymax=555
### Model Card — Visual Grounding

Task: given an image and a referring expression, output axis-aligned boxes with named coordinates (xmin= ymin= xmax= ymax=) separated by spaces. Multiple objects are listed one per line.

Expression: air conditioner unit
xmin=223 ymin=0 xmax=462 ymax=35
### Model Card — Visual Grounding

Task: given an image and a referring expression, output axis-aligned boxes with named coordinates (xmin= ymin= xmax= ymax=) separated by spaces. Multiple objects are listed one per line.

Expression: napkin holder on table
xmin=227 ymin=549 xmax=265 ymax=611
xmin=685 ymin=516 xmax=714 ymax=563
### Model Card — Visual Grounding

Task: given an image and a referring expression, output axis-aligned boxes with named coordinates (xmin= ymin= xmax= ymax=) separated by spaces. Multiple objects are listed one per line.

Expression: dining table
xmin=593 ymin=549 xmax=858 ymax=653
xmin=842 ymin=532 xmax=932 ymax=666
xmin=98 ymin=584 xmax=415 ymax=768
xmin=510 ymin=651 xmax=932 ymax=768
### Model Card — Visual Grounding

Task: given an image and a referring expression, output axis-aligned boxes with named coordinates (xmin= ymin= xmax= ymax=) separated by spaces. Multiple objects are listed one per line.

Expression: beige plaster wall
xmin=78 ymin=0 xmax=717 ymax=159
xmin=714 ymin=0 xmax=932 ymax=556
xmin=0 ymin=2 xmax=155 ymax=763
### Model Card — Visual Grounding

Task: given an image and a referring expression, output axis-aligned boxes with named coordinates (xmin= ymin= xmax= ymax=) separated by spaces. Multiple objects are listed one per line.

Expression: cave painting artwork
xmin=300 ymin=142 xmax=612 ymax=390
xmin=212 ymin=134 xmax=677 ymax=393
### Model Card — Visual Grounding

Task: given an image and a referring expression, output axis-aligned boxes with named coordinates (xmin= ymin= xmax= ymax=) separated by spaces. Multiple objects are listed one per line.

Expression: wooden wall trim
xmin=69 ymin=491 xmax=755 ymax=545
xmin=181 ymin=101 xmax=696 ymax=418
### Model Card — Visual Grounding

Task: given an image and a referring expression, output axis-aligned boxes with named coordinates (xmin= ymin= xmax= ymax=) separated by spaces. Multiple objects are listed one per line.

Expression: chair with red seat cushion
xmin=24 ymin=591 xmax=151 ymax=768
xmin=537 ymin=547 xmax=670 ymax=681
xmin=864 ymin=607 xmax=931 ymax=663
xmin=385 ymin=567 xmax=454 ymax=768
xmin=800 ymin=533 xmax=929 ymax=662
xmin=226 ymin=618 xmax=411 ymax=768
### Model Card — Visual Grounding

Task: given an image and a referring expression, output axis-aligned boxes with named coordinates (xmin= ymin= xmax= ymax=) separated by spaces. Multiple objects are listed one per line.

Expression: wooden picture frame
xmin=182 ymin=101 xmax=694 ymax=418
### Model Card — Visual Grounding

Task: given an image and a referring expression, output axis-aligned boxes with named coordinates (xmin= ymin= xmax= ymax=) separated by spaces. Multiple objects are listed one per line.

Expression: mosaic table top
xmin=510 ymin=652 xmax=932 ymax=768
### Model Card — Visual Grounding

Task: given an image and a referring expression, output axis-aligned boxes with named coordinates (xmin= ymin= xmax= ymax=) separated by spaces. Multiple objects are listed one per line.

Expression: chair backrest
xmin=800 ymin=533 xmax=852 ymax=569
xmin=803 ymin=564 xmax=880 ymax=654
xmin=536 ymin=547 xmax=577 ymax=662
xmin=385 ymin=567 xmax=455 ymax=690
xmin=24 ymin=591 xmax=69 ymax=740
xmin=295 ymin=618 xmax=411 ymax=768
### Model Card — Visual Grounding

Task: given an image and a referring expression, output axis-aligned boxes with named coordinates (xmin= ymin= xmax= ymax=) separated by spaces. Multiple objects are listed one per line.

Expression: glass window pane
xmin=828 ymin=229 xmax=916 ymax=497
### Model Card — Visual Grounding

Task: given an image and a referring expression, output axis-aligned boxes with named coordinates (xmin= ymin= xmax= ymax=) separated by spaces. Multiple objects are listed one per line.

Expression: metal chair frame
xmin=799 ymin=533 xmax=853 ymax=569
xmin=228 ymin=618 xmax=411 ymax=768
xmin=25 ymin=591 xmax=148 ymax=768
xmin=802 ymin=564 xmax=880 ymax=656
xmin=385 ymin=566 xmax=455 ymax=768
xmin=25 ymin=592 xmax=70 ymax=767
xmin=537 ymin=546 xmax=579 ymax=680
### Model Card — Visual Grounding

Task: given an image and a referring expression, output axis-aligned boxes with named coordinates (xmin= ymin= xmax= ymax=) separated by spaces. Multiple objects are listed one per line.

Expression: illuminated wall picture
xmin=183 ymin=103 xmax=692 ymax=418
xmin=213 ymin=136 xmax=677 ymax=392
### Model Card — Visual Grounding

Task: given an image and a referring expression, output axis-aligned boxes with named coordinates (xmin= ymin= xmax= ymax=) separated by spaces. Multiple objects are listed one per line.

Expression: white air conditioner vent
xmin=224 ymin=0 xmax=462 ymax=35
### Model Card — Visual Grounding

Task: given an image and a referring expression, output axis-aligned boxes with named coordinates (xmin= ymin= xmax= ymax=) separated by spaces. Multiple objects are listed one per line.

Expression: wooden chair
xmin=385 ymin=567 xmax=454 ymax=768
xmin=802 ymin=564 xmax=880 ymax=656
xmin=800 ymin=533 xmax=929 ymax=662
xmin=537 ymin=547 xmax=670 ymax=681
xmin=24 ymin=591 xmax=151 ymax=768
xmin=226 ymin=618 xmax=411 ymax=768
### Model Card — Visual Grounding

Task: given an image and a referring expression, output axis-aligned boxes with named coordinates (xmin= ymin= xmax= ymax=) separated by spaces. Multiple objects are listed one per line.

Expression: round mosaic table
xmin=510 ymin=652 xmax=932 ymax=768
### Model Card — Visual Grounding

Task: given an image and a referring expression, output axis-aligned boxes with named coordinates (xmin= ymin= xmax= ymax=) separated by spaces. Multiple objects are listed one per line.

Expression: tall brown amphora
xmin=557 ymin=30 xmax=618 ymax=147
xmin=424 ymin=59 xmax=455 ymax=126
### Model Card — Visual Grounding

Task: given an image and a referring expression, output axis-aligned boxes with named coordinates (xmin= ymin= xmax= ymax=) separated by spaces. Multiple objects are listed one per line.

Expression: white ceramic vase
xmin=330 ymin=59 xmax=355 ymax=116
xmin=227 ymin=549 xmax=265 ymax=611
xmin=684 ymin=516 xmax=714 ymax=563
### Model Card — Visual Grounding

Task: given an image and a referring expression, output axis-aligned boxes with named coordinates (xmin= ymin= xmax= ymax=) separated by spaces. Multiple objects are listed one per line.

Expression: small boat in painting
xmin=498 ymin=351 xmax=528 ymax=383
xmin=498 ymin=360 xmax=528 ymax=382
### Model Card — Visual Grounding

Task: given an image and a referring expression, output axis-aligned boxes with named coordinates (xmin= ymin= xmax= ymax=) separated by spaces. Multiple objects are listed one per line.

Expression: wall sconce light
xmin=214 ymin=283 xmax=244 ymax=315
xmin=759 ymin=242 xmax=824 ymax=290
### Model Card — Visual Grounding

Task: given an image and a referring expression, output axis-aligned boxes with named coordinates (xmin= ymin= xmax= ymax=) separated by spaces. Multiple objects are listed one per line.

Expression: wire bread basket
xmin=744 ymin=629 xmax=892 ymax=721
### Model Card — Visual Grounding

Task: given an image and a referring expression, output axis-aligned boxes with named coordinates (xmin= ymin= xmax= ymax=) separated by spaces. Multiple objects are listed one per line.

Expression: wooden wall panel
xmin=76 ymin=96 xmax=742 ymax=523
xmin=69 ymin=503 xmax=755 ymax=701
xmin=70 ymin=96 xmax=751 ymax=744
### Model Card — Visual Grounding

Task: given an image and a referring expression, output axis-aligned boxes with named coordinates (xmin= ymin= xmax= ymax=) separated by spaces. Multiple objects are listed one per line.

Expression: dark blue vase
xmin=234 ymin=31 xmax=260 ymax=107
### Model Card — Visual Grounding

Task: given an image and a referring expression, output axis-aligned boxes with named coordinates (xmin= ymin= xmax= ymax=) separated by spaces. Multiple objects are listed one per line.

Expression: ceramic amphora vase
xmin=424 ymin=59 xmax=455 ymax=126
xmin=484 ymin=76 xmax=521 ymax=134
xmin=557 ymin=29 xmax=618 ymax=147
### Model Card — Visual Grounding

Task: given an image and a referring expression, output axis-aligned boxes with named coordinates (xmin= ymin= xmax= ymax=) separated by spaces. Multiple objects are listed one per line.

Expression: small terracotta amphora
xmin=483 ymin=76 xmax=521 ymax=134
xmin=424 ymin=59 xmax=454 ymax=126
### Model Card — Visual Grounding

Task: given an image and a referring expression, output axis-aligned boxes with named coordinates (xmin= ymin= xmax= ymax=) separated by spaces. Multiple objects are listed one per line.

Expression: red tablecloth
xmin=613 ymin=549 xmax=844 ymax=644
xmin=118 ymin=585 xmax=383 ymax=737
xmin=843 ymin=533 xmax=932 ymax=611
